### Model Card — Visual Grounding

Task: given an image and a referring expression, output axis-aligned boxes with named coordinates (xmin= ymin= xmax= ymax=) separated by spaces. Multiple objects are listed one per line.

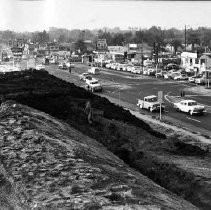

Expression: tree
xmin=187 ymin=30 xmax=200 ymax=52
xmin=170 ymin=39 xmax=182 ymax=55
xmin=75 ymin=39 xmax=87 ymax=54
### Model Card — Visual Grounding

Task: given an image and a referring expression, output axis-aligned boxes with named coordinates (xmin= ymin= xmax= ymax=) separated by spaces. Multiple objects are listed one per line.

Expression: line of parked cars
xmin=105 ymin=62 xmax=143 ymax=74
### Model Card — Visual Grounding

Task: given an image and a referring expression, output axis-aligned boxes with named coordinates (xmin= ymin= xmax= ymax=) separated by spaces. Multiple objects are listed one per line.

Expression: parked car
xmin=167 ymin=70 xmax=179 ymax=79
xmin=58 ymin=63 xmax=68 ymax=69
xmin=131 ymin=66 xmax=142 ymax=74
xmin=195 ymin=70 xmax=211 ymax=85
xmin=116 ymin=63 xmax=126 ymax=71
xmin=164 ymin=63 xmax=180 ymax=70
xmin=88 ymin=67 xmax=100 ymax=75
xmin=126 ymin=64 xmax=134 ymax=72
xmin=174 ymin=74 xmax=189 ymax=80
xmin=35 ymin=64 xmax=45 ymax=71
xmin=173 ymin=100 xmax=205 ymax=115
xmin=79 ymin=73 xmax=92 ymax=81
xmin=111 ymin=63 xmax=118 ymax=70
xmin=147 ymin=68 xmax=156 ymax=76
xmin=105 ymin=63 xmax=112 ymax=69
xmin=155 ymin=70 xmax=167 ymax=77
xmin=188 ymin=74 xmax=202 ymax=83
xmin=137 ymin=95 xmax=165 ymax=112
xmin=122 ymin=64 xmax=128 ymax=71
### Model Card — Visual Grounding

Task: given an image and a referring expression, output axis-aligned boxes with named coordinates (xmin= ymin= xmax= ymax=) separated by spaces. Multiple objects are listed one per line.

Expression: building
xmin=199 ymin=53 xmax=211 ymax=70
xmin=181 ymin=52 xmax=199 ymax=70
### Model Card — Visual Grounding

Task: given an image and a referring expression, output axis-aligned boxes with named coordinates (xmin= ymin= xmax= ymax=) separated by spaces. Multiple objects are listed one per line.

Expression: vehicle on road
xmin=173 ymin=100 xmax=205 ymax=115
xmin=58 ymin=63 xmax=68 ymax=70
xmin=88 ymin=67 xmax=100 ymax=75
xmin=174 ymin=73 xmax=188 ymax=80
xmin=85 ymin=78 xmax=102 ymax=92
xmin=79 ymin=72 xmax=92 ymax=81
xmin=35 ymin=64 xmax=45 ymax=71
xmin=137 ymin=95 xmax=165 ymax=112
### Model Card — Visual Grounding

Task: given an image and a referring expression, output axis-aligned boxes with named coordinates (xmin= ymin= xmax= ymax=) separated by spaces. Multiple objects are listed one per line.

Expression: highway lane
xmin=45 ymin=63 xmax=211 ymax=137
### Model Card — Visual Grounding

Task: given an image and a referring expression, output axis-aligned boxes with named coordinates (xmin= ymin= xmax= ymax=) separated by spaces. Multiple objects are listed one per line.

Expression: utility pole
xmin=185 ymin=25 xmax=187 ymax=51
xmin=141 ymin=39 xmax=143 ymax=78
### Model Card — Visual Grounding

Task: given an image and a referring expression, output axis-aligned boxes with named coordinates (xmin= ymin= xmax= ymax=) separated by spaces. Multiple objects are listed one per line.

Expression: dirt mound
xmin=0 ymin=101 xmax=197 ymax=210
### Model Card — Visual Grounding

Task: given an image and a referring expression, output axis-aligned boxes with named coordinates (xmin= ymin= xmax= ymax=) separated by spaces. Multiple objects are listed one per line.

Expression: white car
xmin=105 ymin=63 xmax=112 ymax=69
xmin=35 ymin=64 xmax=45 ymax=70
xmin=173 ymin=100 xmax=205 ymax=115
xmin=79 ymin=73 xmax=92 ymax=81
xmin=174 ymin=74 xmax=188 ymax=80
xmin=85 ymin=78 xmax=102 ymax=92
xmin=111 ymin=63 xmax=118 ymax=70
xmin=88 ymin=67 xmax=100 ymax=75
xmin=131 ymin=66 xmax=141 ymax=74
xmin=188 ymin=75 xmax=202 ymax=83
xmin=126 ymin=65 xmax=133 ymax=72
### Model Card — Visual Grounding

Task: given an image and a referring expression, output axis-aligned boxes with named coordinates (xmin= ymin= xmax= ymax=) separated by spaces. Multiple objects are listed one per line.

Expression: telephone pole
xmin=185 ymin=25 xmax=187 ymax=51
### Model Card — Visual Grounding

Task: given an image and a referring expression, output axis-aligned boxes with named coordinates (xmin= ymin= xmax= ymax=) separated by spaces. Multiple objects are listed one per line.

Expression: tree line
xmin=1 ymin=26 xmax=211 ymax=54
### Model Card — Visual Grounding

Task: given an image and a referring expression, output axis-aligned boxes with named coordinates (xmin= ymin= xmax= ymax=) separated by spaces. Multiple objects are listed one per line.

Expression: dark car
xmin=164 ymin=63 xmax=180 ymax=70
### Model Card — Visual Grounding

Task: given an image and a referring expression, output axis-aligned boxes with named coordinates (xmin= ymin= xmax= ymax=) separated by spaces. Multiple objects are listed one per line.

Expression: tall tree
xmin=187 ymin=30 xmax=200 ymax=52
xmin=170 ymin=38 xmax=182 ymax=55
xmin=75 ymin=39 xmax=87 ymax=54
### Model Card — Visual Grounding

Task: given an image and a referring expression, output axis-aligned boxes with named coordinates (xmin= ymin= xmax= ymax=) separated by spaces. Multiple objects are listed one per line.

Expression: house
xmin=199 ymin=53 xmax=211 ymax=71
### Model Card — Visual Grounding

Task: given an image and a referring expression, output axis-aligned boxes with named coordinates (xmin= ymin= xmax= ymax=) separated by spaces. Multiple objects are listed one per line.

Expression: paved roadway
xmin=44 ymin=63 xmax=211 ymax=137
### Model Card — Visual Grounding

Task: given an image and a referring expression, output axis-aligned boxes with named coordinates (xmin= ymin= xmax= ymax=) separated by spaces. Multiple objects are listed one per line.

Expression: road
xmin=44 ymin=63 xmax=211 ymax=137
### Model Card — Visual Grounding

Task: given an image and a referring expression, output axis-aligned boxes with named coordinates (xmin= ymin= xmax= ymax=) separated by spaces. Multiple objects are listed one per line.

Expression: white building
xmin=181 ymin=52 xmax=199 ymax=71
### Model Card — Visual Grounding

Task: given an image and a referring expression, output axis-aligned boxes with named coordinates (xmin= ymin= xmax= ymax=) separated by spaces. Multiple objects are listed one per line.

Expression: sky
xmin=0 ymin=0 xmax=211 ymax=32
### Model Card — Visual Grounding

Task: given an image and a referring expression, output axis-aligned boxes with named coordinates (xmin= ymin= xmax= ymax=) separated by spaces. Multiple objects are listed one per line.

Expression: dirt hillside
xmin=0 ymin=70 xmax=210 ymax=209
xmin=0 ymin=100 xmax=198 ymax=210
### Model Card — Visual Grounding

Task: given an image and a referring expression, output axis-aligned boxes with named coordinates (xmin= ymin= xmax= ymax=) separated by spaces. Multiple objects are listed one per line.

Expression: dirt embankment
xmin=0 ymin=70 xmax=210 ymax=209
xmin=0 ymin=101 xmax=198 ymax=210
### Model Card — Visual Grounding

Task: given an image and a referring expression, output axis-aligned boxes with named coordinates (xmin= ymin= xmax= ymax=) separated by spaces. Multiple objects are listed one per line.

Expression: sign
xmin=97 ymin=39 xmax=108 ymax=51
xmin=158 ymin=91 xmax=163 ymax=103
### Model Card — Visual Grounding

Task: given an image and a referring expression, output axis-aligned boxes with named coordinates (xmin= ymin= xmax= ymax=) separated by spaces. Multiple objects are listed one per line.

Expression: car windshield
xmin=147 ymin=97 xmax=158 ymax=102
xmin=86 ymin=76 xmax=92 ymax=80
xmin=91 ymin=81 xmax=98 ymax=84
xmin=188 ymin=102 xmax=197 ymax=106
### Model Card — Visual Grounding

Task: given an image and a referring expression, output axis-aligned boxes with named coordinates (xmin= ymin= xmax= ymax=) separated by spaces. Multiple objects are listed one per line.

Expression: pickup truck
xmin=173 ymin=99 xmax=205 ymax=115
xmin=85 ymin=78 xmax=102 ymax=92
xmin=137 ymin=95 xmax=165 ymax=112
xmin=88 ymin=67 xmax=100 ymax=75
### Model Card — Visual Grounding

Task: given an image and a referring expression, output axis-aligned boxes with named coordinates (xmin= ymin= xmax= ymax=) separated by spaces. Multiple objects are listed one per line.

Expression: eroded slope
xmin=0 ymin=101 xmax=197 ymax=210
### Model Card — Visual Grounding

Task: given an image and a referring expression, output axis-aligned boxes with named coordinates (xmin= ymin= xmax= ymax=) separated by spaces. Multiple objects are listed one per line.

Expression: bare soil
xmin=0 ymin=70 xmax=210 ymax=209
